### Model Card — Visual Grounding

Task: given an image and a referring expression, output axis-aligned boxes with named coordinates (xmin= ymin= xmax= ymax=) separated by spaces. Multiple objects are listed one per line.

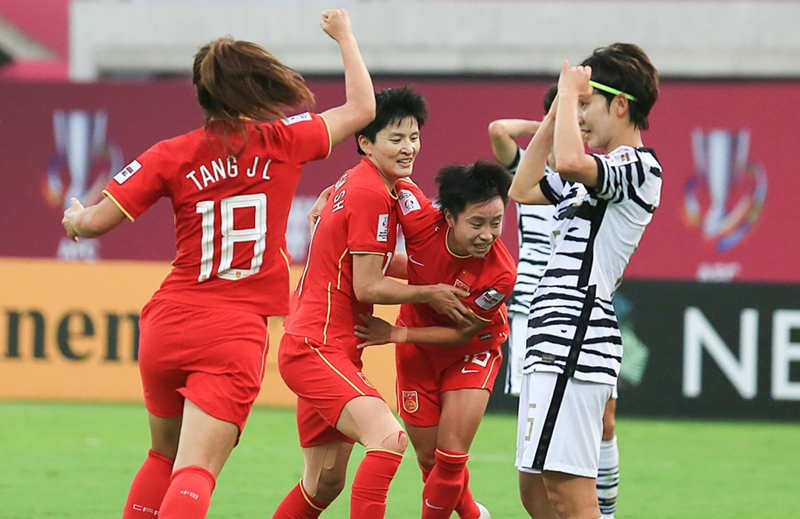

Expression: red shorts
xmin=395 ymin=342 xmax=503 ymax=427
xmin=138 ymin=298 xmax=268 ymax=433
xmin=278 ymin=333 xmax=384 ymax=447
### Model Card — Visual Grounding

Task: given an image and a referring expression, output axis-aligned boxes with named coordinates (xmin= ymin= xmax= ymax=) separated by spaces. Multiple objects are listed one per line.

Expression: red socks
xmin=420 ymin=454 xmax=480 ymax=519
xmin=454 ymin=467 xmax=480 ymax=519
xmin=350 ymin=449 xmax=403 ymax=518
xmin=122 ymin=449 xmax=174 ymax=518
xmin=421 ymin=449 xmax=469 ymax=519
xmin=158 ymin=466 xmax=216 ymax=519
xmin=272 ymin=480 xmax=329 ymax=518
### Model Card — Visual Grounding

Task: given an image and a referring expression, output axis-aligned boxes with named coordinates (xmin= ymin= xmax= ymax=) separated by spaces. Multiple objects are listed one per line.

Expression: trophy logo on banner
xmin=44 ymin=110 xmax=123 ymax=260
xmin=683 ymin=129 xmax=767 ymax=280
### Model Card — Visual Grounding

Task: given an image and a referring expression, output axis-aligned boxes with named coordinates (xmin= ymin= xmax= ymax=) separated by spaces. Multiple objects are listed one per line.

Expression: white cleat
xmin=476 ymin=502 xmax=491 ymax=519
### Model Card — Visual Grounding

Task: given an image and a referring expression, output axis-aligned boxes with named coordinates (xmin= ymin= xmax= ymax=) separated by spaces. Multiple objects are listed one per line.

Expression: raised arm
xmin=488 ymin=119 xmax=540 ymax=168
xmin=508 ymin=108 xmax=555 ymax=205
xmin=62 ymin=197 xmax=126 ymax=240
xmin=553 ymin=61 xmax=599 ymax=186
xmin=318 ymin=9 xmax=375 ymax=146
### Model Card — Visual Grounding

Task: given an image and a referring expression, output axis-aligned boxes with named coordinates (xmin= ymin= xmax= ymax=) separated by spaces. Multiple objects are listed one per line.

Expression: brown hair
xmin=581 ymin=43 xmax=659 ymax=130
xmin=193 ymin=37 xmax=315 ymax=124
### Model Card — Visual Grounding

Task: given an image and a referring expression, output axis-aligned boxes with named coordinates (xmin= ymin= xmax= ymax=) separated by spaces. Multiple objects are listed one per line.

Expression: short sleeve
xmin=102 ymin=146 xmax=168 ymax=221
xmin=395 ymin=179 xmax=439 ymax=241
xmin=467 ymin=271 xmax=515 ymax=322
xmin=346 ymin=186 xmax=394 ymax=254
xmin=538 ymin=165 xmax=565 ymax=205
xmin=592 ymin=146 xmax=660 ymax=212
xmin=507 ymin=146 xmax=523 ymax=174
xmin=271 ymin=112 xmax=331 ymax=164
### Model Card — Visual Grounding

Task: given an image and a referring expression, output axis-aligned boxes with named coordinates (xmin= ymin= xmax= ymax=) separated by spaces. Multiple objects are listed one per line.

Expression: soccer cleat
xmin=476 ymin=502 xmax=491 ymax=519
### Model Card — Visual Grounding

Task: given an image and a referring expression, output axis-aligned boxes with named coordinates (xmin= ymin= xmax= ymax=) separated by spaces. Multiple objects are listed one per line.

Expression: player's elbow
xmin=352 ymin=282 xmax=378 ymax=304
xmin=508 ymin=183 xmax=533 ymax=204
xmin=350 ymin=98 xmax=376 ymax=129
xmin=552 ymin=152 xmax=584 ymax=175
xmin=487 ymin=120 xmax=509 ymax=140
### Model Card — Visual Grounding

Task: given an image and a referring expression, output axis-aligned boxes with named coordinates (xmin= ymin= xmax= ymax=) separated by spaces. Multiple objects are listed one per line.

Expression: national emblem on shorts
xmin=401 ymin=390 xmax=419 ymax=413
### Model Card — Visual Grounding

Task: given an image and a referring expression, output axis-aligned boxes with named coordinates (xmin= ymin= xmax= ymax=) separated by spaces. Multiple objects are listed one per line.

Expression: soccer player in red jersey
xmin=61 ymin=10 xmax=374 ymax=519
xmin=273 ymin=87 xmax=470 ymax=519
xmin=354 ymin=162 xmax=516 ymax=519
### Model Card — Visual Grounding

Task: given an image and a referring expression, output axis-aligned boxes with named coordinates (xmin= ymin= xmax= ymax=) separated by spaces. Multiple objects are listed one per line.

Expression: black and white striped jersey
xmin=507 ymin=147 xmax=555 ymax=315
xmin=523 ymin=146 xmax=662 ymax=385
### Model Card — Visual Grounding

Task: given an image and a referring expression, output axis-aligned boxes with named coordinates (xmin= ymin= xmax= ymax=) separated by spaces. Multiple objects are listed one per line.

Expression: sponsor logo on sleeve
xmin=398 ymin=189 xmax=421 ymax=215
xmin=113 ymin=160 xmax=142 ymax=184
xmin=401 ymin=390 xmax=419 ymax=413
xmin=475 ymin=288 xmax=505 ymax=310
xmin=280 ymin=112 xmax=313 ymax=126
xmin=376 ymin=213 xmax=389 ymax=242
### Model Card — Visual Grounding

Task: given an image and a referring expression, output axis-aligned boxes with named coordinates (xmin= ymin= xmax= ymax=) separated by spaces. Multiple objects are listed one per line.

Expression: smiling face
xmin=359 ymin=116 xmax=420 ymax=187
xmin=445 ymin=196 xmax=505 ymax=258
xmin=578 ymin=92 xmax=620 ymax=151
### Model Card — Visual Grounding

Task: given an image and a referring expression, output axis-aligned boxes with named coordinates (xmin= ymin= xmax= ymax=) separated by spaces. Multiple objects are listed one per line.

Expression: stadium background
xmin=1 ymin=1 xmax=798 ymax=517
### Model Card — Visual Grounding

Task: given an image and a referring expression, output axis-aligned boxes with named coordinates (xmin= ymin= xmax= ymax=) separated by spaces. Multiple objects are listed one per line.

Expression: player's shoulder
xmin=347 ymin=159 xmax=395 ymax=197
xmin=487 ymin=240 xmax=517 ymax=277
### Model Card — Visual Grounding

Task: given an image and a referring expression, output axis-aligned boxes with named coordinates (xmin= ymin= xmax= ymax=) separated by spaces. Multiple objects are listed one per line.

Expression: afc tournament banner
xmin=0 ymin=78 xmax=797 ymax=283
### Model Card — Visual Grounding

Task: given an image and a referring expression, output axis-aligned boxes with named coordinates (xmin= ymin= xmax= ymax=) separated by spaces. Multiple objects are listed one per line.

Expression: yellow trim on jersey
xmin=298 ymin=480 xmax=324 ymax=512
xmin=336 ymin=248 xmax=348 ymax=290
xmin=323 ymin=282 xmax=332 ymax=344
xmin=350 ymin=251 xmax=385 ymax=255
xmin=311 ymin=346 xmax=365 ymax=396
xmin=444 ymin=228 xmax=470 ymax=258
xmin=102 ymin=189 xmax=135 ymax=222
xmin=318 ymin=114 xmax=333 ymax=159
xmin=470 ymin=309 xmax=492 ymax=323
xmin=279 ymin=247 xmax=291 ymax=275
xmin=481 ymin=353 xmax=500 ymax=389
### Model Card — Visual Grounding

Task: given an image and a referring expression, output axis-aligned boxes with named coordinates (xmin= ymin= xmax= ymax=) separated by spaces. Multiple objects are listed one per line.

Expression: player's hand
xmin=557 ymin=60 xmax=592 ymax=98
xmin=355 ymin=314 xmax=401 ymax=348
xmin=307 ymin=185 xmax=333 ymax=235
xmin=62 ymin=197 xmax=84 ymax=241
xmin=426 ymin=284 xmax=470 ymax=324
xmin=320 ymin=9 xmax=353 ymax=42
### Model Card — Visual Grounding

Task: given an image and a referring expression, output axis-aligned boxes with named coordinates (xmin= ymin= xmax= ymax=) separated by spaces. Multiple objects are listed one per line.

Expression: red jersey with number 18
xmin=395 ymin=179 xmax=516 ymax=355
xmin=102 ymin=113 xmax=331 ymax=316
xmin=284 ymin=158 xmax=398 ymax=359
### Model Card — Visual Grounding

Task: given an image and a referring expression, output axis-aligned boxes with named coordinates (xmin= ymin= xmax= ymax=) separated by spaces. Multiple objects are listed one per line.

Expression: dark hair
xmin=356 ymin=87 xmax=428 ymax=155
xmin=580 ymin=43 xmax=659 ymax=130
xmin=193 ymin=37 xmax=315 ymax=124
xmin=543 ymin=83 xmax=558 ymax=113
xmin=436 ymin=160 xmax=512 ymax=218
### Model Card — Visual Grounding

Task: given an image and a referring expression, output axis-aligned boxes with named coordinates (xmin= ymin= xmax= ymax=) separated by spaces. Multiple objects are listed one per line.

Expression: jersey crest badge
xmin=280 ymin=112 xmax=312 ymax=126
xmin=454 ymin=279 xmax=470 ymax=292
xmin=475 ymin=288 xmax=505 ymax=310
xmin=398 ymin=189 xmax=421 ymax=215
xmin=376 ymin=214 xmax=389 ymax=242
xmin=401 ymin=390 xmax=419 ymax=413
xmin=113 ymin=160 xmax=142 ymax=184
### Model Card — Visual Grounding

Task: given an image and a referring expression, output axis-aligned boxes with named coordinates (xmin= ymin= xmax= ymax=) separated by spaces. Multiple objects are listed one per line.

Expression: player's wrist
xmin=390 ymin=326 xmax=408 ymax=344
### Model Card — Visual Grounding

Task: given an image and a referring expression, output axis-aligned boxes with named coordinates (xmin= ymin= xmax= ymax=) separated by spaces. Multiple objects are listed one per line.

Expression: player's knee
xmin=379 ymin=429 xmax=408 ymax=454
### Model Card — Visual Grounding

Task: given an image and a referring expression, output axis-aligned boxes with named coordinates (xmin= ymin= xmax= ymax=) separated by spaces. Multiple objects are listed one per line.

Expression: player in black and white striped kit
xmin=491 ymin=85 xmax=621 ymax=519
xmin=509 ymin=44 xmax=661 ymax=519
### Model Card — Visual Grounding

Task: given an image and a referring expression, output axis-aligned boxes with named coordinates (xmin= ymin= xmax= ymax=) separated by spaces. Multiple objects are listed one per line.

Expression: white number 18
xmin=195 ymin=194 xmax=267 ymax=282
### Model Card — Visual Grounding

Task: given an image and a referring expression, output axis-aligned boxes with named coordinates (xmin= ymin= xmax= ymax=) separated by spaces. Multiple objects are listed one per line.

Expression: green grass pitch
xmin=1 ymin=401 xmax=798 ymax=518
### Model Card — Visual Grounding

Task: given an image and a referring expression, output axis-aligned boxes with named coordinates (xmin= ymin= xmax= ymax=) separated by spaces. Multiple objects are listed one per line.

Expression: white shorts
xmin=515 ymin=371 xmax=613 ymax=478
xmin=504 ymin=311 xmax=528 ymax=396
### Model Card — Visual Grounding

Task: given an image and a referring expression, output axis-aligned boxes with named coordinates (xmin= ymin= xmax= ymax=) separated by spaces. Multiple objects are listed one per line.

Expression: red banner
xmin=1 ymin=78 xmax=796 ymax=282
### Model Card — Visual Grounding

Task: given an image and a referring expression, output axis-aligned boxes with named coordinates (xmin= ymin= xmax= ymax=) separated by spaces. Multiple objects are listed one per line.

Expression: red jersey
xmin=284 ymin=158 xmax=399 ymax=358
xmin=103 ymin=112 xmax=331 ymax=316
xmin=395 ymin=179 xmax=516 ymax=354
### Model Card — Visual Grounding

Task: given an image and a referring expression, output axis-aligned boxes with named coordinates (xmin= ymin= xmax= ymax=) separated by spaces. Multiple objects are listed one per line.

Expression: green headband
xmin=588 ymin=80 xmax=637 ymax=102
